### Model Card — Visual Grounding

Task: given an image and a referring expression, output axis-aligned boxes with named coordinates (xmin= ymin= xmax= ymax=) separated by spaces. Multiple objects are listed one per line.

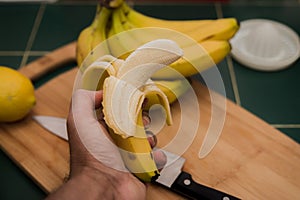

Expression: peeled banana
xmin=79 ymin=39 xmax=183 ymax=181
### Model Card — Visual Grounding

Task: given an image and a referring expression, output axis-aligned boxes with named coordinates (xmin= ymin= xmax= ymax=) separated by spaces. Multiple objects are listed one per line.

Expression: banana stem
xmin=99 ymin=0 xmax=124 ymax=8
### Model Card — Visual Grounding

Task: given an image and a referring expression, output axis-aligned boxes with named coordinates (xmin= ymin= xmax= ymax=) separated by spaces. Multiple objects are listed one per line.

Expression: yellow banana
xmin=107 ymin=4 xmax=137 ymax=59
xmin=185 ymin=18 xmax=239 ymax=42
xmin=107 ymin=112 xmax=160 ymax=181
xmin=79 ymin=39 xmax=183 ymax=181
xmin=200 ymin=40 xmax=232 ymax=64
xmin=120 ymin=2 xmax=214 ymax=33
xmin=76 ymin=5 xmax=112 ymax=66
xmin=76 ymin=26 xmax=95 ymax=66
xmin=152 ymin=40 xmax=231 ymax=80
xmin=120 ymin=2 xmax=239 ymax=42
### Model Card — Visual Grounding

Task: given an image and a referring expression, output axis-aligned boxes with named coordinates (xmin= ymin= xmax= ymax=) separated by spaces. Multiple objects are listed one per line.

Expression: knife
xmin=156 ymin=150 xmax=240 ymax=200
xmin=33 ymin=115 xmax=240 ymax=200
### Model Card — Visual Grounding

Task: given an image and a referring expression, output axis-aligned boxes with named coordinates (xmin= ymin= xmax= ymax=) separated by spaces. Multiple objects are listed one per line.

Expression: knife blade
xmin=33 ymin=115 xmax=68 ymax=141
xmin=33 ymin=115 xmax=240 ymax=200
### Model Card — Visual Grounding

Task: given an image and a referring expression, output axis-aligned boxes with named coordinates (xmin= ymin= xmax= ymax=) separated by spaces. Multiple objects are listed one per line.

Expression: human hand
xmin=46 ymin=89 xmax=166 ymax=200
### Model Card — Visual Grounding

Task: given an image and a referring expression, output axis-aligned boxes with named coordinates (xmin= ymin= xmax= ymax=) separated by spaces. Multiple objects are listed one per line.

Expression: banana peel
xmin=144 ymin=79 xmax=191 ymax=110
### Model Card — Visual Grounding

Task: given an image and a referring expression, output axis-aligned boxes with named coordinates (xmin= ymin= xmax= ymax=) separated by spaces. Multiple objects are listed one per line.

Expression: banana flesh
xmin=80 ymin=39 xmax=183 ymax=181
xmin=102 ymin=39 xmax=182 ymax=137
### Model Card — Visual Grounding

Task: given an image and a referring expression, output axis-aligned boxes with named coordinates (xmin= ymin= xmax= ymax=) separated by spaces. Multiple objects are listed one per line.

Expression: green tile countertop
xmin=0 ymin=0 xmax=299 ymax=199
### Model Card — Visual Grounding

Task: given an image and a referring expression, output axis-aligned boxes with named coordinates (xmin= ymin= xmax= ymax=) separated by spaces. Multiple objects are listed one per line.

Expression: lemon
xmin=0 ymin=66 xmax=36 ymax=122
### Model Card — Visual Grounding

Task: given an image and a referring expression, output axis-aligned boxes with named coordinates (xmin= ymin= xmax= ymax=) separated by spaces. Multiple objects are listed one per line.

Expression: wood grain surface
xmin=0 ymin=43 xmax=300 ymax=199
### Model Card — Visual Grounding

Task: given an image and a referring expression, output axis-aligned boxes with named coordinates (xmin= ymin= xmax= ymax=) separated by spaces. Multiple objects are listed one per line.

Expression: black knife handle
xmin=171 ymin=172 xmax=241 ymax=200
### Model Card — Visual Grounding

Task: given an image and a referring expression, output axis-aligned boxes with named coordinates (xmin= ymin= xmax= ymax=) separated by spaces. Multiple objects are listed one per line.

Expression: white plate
xmin=230 ymin=19 xmax=300 ymax=71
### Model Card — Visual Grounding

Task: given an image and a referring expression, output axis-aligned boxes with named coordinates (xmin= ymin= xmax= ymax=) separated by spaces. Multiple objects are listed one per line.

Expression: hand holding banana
xmin=79 ymin=39 xmax=183 ymax=181
xmin=76 ymin=0 xmax=239 ymax=182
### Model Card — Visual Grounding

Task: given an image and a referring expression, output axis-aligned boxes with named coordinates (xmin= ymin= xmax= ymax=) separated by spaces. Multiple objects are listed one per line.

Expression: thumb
xmin=71 ymin=89 xmax=103 ymax=119
xmin=69 ymin=89 xmax=127 ymax=172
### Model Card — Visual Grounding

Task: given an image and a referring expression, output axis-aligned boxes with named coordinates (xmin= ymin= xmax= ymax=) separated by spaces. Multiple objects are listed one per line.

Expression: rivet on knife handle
xmin=171 ymin=171 xmax=241 ymax=200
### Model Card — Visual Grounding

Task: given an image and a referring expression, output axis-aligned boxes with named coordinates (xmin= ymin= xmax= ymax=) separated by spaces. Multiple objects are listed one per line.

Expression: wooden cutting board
xmin=0 ymin=42 xmax=300 ymax=199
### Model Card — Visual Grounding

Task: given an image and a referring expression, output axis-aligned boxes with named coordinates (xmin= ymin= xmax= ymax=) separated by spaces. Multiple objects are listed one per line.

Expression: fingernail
xmin=153 ymin=150 xmax=167 ymax=170
xmin=142 ymin=98 xmax=148 ymax=109
xmin=142 ymin=111 xmax=151 ymax=129
xmin=146 ymin=130 xmax=157 ymax=147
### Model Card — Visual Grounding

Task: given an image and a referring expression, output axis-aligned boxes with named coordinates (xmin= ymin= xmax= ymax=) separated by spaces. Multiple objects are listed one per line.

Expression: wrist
xmin=76 ymin=165 xmax=146 ymax=200
xmin=47 ymin=164 xmax=146 ymax=200
xmin=77 ymin=165 xmax=146 ymax=200
xmin=71 ymin=166 xmax=117 ymax=199
xmin=46 ymin=166 xmax=116 ymax=200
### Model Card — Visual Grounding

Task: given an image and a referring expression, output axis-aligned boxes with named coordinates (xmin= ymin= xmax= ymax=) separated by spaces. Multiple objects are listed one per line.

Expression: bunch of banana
xmin=79 ymin=39 xmax=183 ymax=181
xmin=107 ymin=2 xmax=238 ymax=79
xmin=76 ymin=0 xmax=238 ymax=105
xmin=76 ymin=0 xmax=239 ymax=80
